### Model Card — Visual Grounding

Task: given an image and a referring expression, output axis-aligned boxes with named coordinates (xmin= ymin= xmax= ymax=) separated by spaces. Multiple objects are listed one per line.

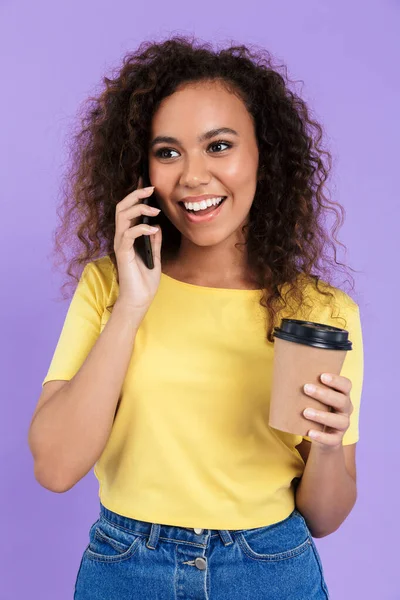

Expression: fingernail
xmin=144 ymin=186 xmax=155 ymax=190
xmin=304 ymin=408 xmax=316 ymax=417
xmin=304 ymin=384 xmax=316 ymax=393
xmin=321 ymin=373 xmax=332 ymax=383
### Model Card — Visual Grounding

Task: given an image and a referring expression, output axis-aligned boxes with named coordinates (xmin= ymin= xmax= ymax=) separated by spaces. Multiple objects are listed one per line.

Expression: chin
xmin=185 ymin=229 xmax=233 ymax=247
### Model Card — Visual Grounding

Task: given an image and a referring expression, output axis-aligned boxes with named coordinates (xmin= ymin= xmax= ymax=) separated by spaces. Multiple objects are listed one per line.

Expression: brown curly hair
xmin=50 ymin=34 xmax=358 ymax=343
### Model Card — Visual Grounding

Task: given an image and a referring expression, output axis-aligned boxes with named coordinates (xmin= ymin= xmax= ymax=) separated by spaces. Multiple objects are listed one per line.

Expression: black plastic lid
xmin=273 ymin=319 xmax=352 ymax=350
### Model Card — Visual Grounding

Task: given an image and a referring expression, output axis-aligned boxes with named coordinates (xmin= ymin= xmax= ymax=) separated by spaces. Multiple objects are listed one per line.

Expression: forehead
xmin=151 ymin=81 xmax=253 ymax=135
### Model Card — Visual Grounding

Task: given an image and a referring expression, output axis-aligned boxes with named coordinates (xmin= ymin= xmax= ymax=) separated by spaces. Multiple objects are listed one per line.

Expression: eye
xmin=154 ymin=140 xmax=232 ymax=159
xmin=208 ymin=141 xmax=232 ymax=153
xmin=154 ymin=148 xmax=179 ymax=159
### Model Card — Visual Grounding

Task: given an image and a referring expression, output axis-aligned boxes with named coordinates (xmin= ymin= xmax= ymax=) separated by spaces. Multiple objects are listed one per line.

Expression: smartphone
xmin=135 ymin=164 xmax=158 ymax=269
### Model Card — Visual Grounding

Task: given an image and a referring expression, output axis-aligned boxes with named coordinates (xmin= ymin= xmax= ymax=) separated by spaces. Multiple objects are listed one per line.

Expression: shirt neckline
xmin=161 ymin=272 xmax=263 ymax=294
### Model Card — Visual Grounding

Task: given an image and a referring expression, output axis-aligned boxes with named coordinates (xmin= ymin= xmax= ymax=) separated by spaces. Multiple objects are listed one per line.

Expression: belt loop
xmin=218 ymin=529 xmax=234 ymax=546
xmin=146 ymin=523 xmax=161 ymax=550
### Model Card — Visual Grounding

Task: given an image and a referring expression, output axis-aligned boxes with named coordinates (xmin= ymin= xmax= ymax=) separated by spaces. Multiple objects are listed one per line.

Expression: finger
xmin=303 ymin=383 xmax=346 ymax=412
xmin=119 ymin=224 xmax=159 ymax=252
xmin=117 ymin=186 xmax=155 ymax=212
xmin=116 ymin=205 xmax=160 ymax=236
xmin=320 ymin=373 xmax=352 ymax=395
xmin=303 ymin=407 xmax=349 ymax=432
xmin=150 ymin=224 xmax=162 ymax=262
xmin=306 ymin=429 xmax=344 ymax=448
xmin=119 ymin=203 xmax=160 ymax=220
xmin=123 ymin=223 xmax=159 ymax=238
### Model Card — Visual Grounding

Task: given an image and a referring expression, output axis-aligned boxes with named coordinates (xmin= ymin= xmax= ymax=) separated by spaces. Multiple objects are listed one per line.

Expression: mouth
xmin=178 ymin=197 xmax=227 ymax=223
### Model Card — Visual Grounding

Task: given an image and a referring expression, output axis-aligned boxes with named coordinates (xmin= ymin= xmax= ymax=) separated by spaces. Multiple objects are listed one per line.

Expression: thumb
xmin=151 ymin=225 xmax=162 ymax=264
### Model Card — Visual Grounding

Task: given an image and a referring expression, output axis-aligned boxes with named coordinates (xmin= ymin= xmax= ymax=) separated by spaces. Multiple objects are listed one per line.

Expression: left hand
xmin=302 ymin=373 xmax=353 ymax=449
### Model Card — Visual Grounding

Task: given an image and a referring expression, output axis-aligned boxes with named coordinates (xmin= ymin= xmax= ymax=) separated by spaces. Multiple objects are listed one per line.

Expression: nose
xmin=179 ymin=155 xmax=211 ymax=188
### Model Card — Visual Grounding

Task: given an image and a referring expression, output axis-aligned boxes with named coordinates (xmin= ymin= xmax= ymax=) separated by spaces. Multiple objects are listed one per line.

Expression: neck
xmin=163 ymin=235 xmax=259 ymax=290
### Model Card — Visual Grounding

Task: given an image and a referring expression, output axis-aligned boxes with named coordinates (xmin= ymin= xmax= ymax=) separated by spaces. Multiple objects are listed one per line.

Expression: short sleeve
xmin=303 ymin=303 xmax=364 ymax=445
xmin=41 ymin=260 xmax=110 ymax=387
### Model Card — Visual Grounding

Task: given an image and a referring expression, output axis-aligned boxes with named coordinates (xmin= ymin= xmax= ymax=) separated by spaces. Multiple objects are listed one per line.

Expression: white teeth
xmin=183 ymin=196 xmax=225 ymax=211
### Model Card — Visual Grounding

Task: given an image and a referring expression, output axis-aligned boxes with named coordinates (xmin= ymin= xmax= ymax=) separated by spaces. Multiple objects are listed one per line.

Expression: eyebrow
xmin=149 ymin=127 xmax=239 ymax=149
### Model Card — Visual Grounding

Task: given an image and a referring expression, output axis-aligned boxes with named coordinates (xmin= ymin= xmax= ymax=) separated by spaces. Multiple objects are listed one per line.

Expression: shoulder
xmin=80 ymin=255 xmax=116 ymax=307
xmin=303 ymin=278 xmax=359 ymax=313
xmin=292 ymin=277 xmax=360 ymax=331
xmin=87 ymin=254 xmax=115 ymax=278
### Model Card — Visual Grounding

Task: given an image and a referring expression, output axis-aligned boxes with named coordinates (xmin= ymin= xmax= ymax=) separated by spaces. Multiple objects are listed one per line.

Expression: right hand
xmin=113 ymin=176 xmax=162 ymax=319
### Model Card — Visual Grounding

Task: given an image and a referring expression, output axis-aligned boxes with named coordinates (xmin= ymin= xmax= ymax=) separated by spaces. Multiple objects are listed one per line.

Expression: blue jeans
xmin=74 ymin=503 xmax=330 ymax=599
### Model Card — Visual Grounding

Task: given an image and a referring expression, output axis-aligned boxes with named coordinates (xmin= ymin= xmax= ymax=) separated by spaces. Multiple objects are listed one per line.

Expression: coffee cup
xmin=269 ymin=319 xmax=352 ymax=436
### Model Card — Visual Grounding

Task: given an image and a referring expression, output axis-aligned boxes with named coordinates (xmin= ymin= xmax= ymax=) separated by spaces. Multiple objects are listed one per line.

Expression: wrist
xmin=112 ymin=300 xmax=143 ymax=329
xmin=309 ymin=437 xmax=343 ymax=455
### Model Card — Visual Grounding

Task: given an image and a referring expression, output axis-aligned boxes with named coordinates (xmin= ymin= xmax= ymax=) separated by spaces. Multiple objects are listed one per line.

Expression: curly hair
xmin=50 ymin=34 xmax=358 ymax=343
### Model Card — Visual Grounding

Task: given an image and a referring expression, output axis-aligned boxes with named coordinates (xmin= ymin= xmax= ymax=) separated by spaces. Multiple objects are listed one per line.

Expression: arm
xmin=28 ymin=300 xmax=141 ymax=493
xmin=295 ymin=442 xmax=357 ymax=538
xmin=295 ymin=301 xmax=362 ymax=537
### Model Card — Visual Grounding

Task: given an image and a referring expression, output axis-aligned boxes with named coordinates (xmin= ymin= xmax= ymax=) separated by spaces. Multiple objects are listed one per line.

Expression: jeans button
xmin=194 ymin=557 xmax=207 ymax=570
xmin=194 ymin=528 xmax=204 ymax=535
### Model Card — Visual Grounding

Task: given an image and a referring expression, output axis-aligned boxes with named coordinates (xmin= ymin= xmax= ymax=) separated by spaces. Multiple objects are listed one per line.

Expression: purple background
xmin=1 ymin=1 xmax=398 ymax=598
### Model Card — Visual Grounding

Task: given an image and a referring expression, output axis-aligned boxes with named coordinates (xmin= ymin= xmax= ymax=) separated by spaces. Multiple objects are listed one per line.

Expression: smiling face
xmin=148 ymin=79 xmax=260 ymax=254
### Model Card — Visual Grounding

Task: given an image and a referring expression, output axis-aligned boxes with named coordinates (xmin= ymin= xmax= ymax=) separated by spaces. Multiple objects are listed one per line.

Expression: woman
xmin=29 ymin=36 xmax=363 ymax=599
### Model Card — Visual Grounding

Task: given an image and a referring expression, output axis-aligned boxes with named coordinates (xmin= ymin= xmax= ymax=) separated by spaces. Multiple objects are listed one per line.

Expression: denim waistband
xmin=98 ymin=503 xmax=247 ymax=549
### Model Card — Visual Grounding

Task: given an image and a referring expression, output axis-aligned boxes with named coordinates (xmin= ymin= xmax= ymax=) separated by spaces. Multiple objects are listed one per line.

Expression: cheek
xmin=148 ymin=162 xmax=171 ymax=190
xmin=223 ymin=159 xmax=247 ymax=184
xmin=224 ymin=159 xmax=257 ymax=196
xmin=230 ymin=173 xmax=257 ymax=213
xmin=150 ymin=176 xmax=172 ymax=207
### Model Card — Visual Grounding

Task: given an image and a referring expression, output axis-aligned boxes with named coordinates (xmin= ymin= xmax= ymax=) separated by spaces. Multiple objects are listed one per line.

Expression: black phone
xmin=135 ymin=165 xmax=158 ymax=269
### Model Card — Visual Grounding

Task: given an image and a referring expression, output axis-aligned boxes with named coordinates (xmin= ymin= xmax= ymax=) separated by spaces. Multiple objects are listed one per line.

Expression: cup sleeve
xmin=303 ymin=303 xmax=364 ymax=445
xmin=41 ymin=261 xmax=107 ymax=387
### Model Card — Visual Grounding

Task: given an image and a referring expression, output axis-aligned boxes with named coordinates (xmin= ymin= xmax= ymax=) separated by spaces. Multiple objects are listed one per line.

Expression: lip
xmin=179 ymin=197 xmax=227 ymax=223
xmin=180 ymin=194 xmax=226 ymax=204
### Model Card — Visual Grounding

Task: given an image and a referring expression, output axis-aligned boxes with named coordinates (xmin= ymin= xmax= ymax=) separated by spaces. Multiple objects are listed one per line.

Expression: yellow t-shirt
xmin=42 ymin=256 xmax=363 ymax=529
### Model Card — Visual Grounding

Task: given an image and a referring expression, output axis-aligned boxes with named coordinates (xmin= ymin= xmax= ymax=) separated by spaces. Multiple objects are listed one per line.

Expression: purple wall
xmin=1 ymin=1 xmax=398 ymax=598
